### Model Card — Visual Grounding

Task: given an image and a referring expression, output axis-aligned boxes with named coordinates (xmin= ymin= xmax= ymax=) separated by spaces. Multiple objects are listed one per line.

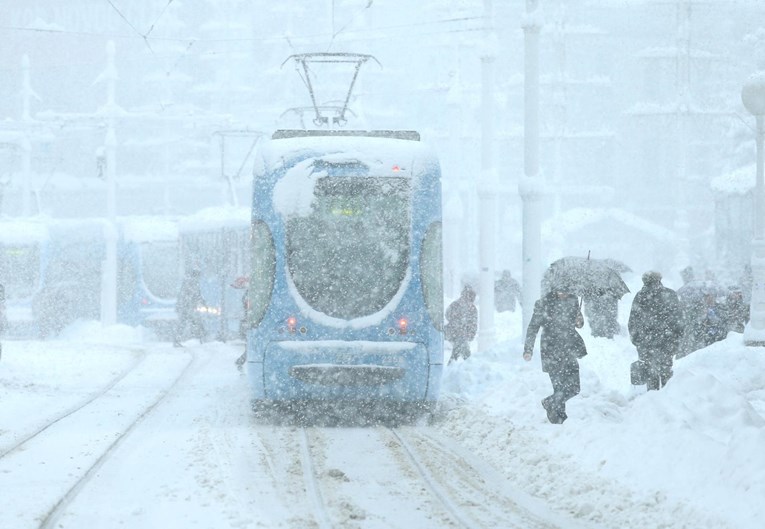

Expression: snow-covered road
xmin=0 ymin=339 xmax=593 ymax=529
xmin=1 ymin=315 xmax=762 ymax=529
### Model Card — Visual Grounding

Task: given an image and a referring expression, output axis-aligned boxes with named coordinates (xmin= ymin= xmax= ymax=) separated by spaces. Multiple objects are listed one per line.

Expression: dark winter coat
xmin=495 ymin=273 xmax=522 ymax=312
xmin=445 ymin=293 xmax=478 ymax=343
xmin=524 ymin=291 xmax=587 ymax=373
xmin=628 ymin=283 xmax=684 ymax=350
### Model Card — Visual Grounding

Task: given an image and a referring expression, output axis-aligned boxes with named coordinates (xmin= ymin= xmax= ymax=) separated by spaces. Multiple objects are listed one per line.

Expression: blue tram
xmin=0 ymin=214 xmax=249 ymax=341
xmin=117 ymin=216 xmax=180 ymax=338
xmin=244 ymin=129 xmax=444 ymax=411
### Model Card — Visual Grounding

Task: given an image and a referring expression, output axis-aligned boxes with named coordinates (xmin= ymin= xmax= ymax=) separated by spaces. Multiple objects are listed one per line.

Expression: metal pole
xmin=478 ymin=0 xmax=496 ymax=351
xmin=21 ymin=55 xmax=32 ymax=216
xmin=101 ymin=41 xmax=118 ymax=326
xmin=520 ymin=0 xmax=543 ymax=334
xmin=742 ymin=73 xmax=765 ymax=345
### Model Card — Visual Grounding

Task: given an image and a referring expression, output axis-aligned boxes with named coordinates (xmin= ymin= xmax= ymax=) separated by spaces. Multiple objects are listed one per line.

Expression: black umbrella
xmin=542 ymin=256 xmax=630 ymax=298
xmin=600 ymin=258 xmax=632 ymax=274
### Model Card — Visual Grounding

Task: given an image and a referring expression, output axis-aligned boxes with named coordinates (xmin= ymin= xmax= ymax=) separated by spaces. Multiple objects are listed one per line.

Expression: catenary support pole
xmin=478 ymin=0 xmax=497 ymax=351
xmin=521 ymin=0 xmax=544 ymax=334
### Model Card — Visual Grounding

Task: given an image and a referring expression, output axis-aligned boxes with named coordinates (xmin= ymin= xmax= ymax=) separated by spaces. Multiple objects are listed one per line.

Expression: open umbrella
xmin=542 ymin=256 xmax=630 ymax=298
xmin=600 ymin=258 xmax=632 ymax=274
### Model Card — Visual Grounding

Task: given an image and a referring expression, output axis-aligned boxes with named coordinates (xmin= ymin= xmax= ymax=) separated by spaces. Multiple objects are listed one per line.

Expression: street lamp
xmin=741 ymin=72 xmax=765 ymax=345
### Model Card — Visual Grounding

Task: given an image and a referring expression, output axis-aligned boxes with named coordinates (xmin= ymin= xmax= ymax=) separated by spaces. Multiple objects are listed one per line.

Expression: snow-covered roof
xmin=710 ymin=164 xmax=755 ymax=196
xmin=543 ymin=207 xmax=676 ymax=242
xmin=178 ymin=206 xmax=250 ymax=232
xmin=257 ymin=132 xmax=438 ymax=175
xmin=0 ymin=217 xmax=49 ymax=244
xmin=119 ymin=216 xmax=179 ymax=243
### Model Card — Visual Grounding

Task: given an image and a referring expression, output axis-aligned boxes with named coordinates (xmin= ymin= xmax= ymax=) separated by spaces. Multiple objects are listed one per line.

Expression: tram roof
xmin=178 ymin=205 xmax=250 ymax=232
xmin=271 ymin=129 xmax=420 ymax=141
xmin=258 ymin=129 xmax=439 ymax=173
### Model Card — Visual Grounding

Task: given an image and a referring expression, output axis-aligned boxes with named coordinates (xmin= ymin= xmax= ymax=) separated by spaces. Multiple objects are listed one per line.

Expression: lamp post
xmin=741 ymin=72 xmax=765 ymax=346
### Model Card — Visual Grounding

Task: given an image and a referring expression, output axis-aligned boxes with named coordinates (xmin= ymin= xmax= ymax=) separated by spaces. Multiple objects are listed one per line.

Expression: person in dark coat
xmin=583 ymin=291 xmax=620 ymax=338
xmin=445 ymin=285 xmax=478 ymax=364
xmin=494 ymin=270 xmax=522 ymax=312
xmin=173 ymin=268 xmax=206 ymax=347
xmin=523 ymin=286 xmax=587 ymax=424
xmin=723 ymin=286 xmax=749 ymax=334
xmin=700 ymin=292 xmax=727 ymax=346
xmin=628 ymin=271 xmax=684 ymax=390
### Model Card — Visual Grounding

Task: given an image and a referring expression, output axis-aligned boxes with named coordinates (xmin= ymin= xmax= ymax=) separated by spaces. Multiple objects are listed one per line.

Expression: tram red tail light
xmin=287 ymin=316 xmax=297 ymax=333
xmin=397 ymin=317 xmax=408 ymax=334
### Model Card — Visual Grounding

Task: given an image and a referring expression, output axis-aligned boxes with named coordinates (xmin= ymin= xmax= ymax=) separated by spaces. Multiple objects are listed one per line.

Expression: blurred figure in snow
xmin=444 ymin=285 xmax=478 ymax=364
xmin=699 ymin=292 xmax=727 ymax=346
xmin=0 ymin=284 xmax=6 ymax=359
xmin=723 ymin=286 xmax=749 ymax=334
xmin=523 ymin=285 xmax=586 ymax=424
xmin=628 ymin=271 xmax=684 ymax=391
xmin=494 ymin=269 xmax=522 ymax=312
xmin=173 ymin=267 xmax=205 ymax=347
xmin=583 ymin=291 xmax=620 ymax=339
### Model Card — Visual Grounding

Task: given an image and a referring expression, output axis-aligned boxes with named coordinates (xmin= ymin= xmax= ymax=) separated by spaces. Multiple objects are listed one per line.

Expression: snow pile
xmin=439 ymin=310 xmax=765 ymax=529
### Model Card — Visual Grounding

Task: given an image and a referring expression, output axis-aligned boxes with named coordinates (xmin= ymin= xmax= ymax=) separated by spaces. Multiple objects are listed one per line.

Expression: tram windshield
xmin=286 ymin=176 xmax=410 ymax=319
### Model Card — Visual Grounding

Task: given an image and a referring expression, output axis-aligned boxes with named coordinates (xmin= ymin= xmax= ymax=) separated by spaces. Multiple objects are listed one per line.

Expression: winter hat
xmin=642 ymin=271 xmax=662 ymax=285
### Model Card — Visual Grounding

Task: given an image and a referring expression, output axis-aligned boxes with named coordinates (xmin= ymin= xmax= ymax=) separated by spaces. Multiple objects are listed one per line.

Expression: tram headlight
xmin=196 ymin=305 xmax=221 ymax=316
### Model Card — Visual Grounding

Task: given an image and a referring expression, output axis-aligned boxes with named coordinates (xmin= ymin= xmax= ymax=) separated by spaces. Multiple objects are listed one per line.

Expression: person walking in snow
xmin=583 ymin=291 xmax=620 ymax=339
xmin=523 ymin=286 xmax=587 ymax=424
xmin=628 ymin=271 xmax=684 ymax=391
xmin=494 ymin=269 xmax=522 ymax=312
xmin=173 ymin=267 xmax=206 ymax=347
xmin=445 ymin=285 xmax=478 ymax=364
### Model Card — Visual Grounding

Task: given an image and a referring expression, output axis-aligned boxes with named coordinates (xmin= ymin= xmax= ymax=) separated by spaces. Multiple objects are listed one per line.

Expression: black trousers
xmin=637 ymin=345 xmax=673 ymax=390
xmin=546 ymin=356 xmax=581 ymax=416
xmin=448 ymin=340 xmax=471 ymax=364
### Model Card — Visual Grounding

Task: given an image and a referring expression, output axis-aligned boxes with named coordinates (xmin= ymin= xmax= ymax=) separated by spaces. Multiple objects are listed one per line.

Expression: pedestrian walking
xmin=523 ymin=286 xmax=587 ymax=424
xmin=444 ymin=285 xmax=478 ymax=364
xmin=583 ymin=291 xmax=620 ymax=338
xmin=173 ymin=268 xmax=206 ymax=347
xmin=494 ymin=269 xmax=522 ymax=312
xmin=628 ymin=271 xmax=684 ymax=390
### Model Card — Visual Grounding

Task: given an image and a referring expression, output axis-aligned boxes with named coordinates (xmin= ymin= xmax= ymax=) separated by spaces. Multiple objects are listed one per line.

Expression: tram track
xmin=288 ymin=422 xmax=564 ymax=529
xmin=298 ymin=428 xmax=335 ymax=529
xmin=0 ymin=346 xmax=147 ymax=460
xmin=31 ymin=349 xmax=198 ymax=529
xmin=388 ymin=426 xmax=581 ymax=529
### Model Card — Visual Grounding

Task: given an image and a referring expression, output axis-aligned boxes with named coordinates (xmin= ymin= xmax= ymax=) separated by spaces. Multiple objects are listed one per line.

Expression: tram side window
xmin=0 ymin=245 xmax=40 ymax=299
xmin=140 ymin=241 xmax=180 ymax=300
xmin=249 ymin=220 xmax=275 ymax=327
xmin=421 ymin=222 xmax=444 ymax=331
xmin=0 ymin=245 xmax=41 ymax=299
